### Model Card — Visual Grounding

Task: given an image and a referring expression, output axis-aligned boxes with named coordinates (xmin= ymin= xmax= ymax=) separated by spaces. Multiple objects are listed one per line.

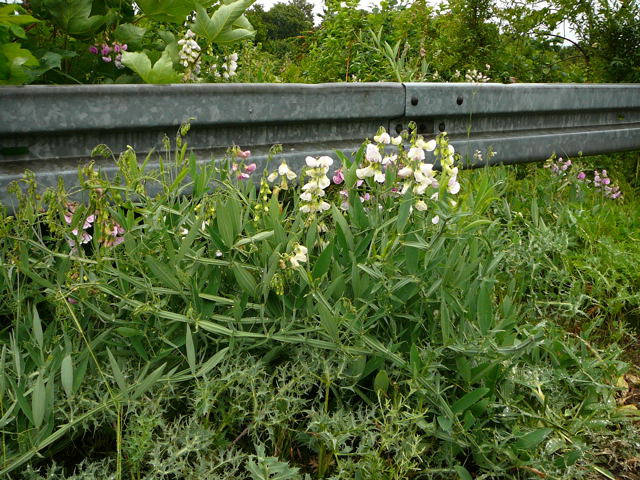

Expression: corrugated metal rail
xmin=1 ymin=82 xmax=639 ymax=207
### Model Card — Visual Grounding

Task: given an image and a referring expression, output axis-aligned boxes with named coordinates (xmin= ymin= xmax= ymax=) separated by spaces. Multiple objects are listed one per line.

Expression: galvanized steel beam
xmin=1 ymin=82 xmax=639 ymax=208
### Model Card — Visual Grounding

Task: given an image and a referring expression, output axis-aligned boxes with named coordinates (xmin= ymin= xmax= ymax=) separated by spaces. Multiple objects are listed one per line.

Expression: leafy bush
xmin=1 ymin=124 xmax=638 ymax=478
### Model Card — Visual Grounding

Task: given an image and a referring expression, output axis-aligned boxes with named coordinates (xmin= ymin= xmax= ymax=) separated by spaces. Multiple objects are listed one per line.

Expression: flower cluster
xmin=64 ymin=204 xmax=94 ymax=247
xmin=546 ymin=155 xmax=623 ymax=201
xmin=267 ymin=161 xmax=297 ymax=186
xmin=231 ymin=148 xmax=255 ymax=180
xmin=355 ymin=129 xmax=399 ymax=184
xmin=64 ymin=203 xmax=125 ymax=249
xmin=591 ymin=169 xmax=623 ymax=199
xmin=544 ymin=156 xmax=572 ymax=176
xmin=300 ymin=156 xmax=333 ymax=213
xmin=88 ymin=42 xmax=127 ymax=69
xmin=211 ymin=53 xmax=239 ymax=80
xmin=178 ymin=29 xmax=201 ymax=81
xmin=452 ymin=65 xmax=491 ymax=83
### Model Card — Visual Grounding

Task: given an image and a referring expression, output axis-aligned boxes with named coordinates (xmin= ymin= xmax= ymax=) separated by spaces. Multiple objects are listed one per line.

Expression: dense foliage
xmin=1 ymin=0 xmax=639 ymax=84
xmin=1 ymin=125 xmax=639 ymax=478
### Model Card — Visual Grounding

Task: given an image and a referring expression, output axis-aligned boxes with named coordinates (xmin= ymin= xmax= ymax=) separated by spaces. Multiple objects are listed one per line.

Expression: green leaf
xmin=396 ymin=188 xmax=412 ymax=233
xmin=32 ymin=375 xmax=45 ymax=429
xmin=454 ymin=465 xmax=473 ymax=480
xmin=196 ymin=347 xmax=228 ymax=377
xmin=60 ymin=354 xmax=74 ymax=398
xmin=32 ymin=305 xmax=43 ymax=350
xmin=311 ymin=242 xmax=333 ymax=279
xmin=185 ymin=325 xmax=196 ymax=376
xmin=106 ymin=348 xmax=127 ymax=394
xmin=120 ymin=48 xmax=180 ymax=84
xmin=0 ymin=5 xmax=40 ymax=26
xmin=214 ymin=27 xmax=255 ymax=44
xmin=0 ymin=42 xmax=39 ymax=85
xmin=234 ymin=230 xmax=273 ymax=247
xmin=477 ymin=281 xmax=493 ymax=334
xmin=42 ymin=0 xmax=108 ymax=38
xmin=132 ymin=363 xmax=166 ymax=399
xmin=317 ymin=302 xmax=339 ymax=342
xmin=374 ymin=369 xmax=390 ymax=396
xmin=232 ymin=264 xmax=257 ymax=297
xmin=451 ymin=388 xmax=490 ymax=415
xmin=114 ymin=23 xmax=147 ymax=49
xmin=191 ymin=0 xmax=255 ymax=43
xmin=514 ymin=428 xmax=553 ymax=450
xmin=136 ymin=0 xmax=197 ymax=23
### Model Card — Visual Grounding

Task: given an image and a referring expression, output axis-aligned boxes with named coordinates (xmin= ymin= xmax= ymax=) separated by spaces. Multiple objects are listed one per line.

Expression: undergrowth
xmin=1 ymin=126 xmax=639 ymax=480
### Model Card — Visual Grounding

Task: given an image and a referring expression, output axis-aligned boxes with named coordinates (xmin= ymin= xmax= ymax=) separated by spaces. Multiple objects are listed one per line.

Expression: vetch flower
xmin=278 ymin=161 xmax=297 ymax=180
xmin=289 ymin=244 xmax=308 ymax=268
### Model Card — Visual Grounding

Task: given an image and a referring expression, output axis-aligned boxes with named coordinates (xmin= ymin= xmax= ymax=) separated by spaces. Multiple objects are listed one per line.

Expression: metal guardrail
xmin=1 ymin=83 xmax=639 ymax=207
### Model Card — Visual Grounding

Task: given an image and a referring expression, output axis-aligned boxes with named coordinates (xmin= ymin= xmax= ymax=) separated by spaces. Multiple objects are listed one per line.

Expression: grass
xmin=1 ymin=127 xmax=639 ymax=480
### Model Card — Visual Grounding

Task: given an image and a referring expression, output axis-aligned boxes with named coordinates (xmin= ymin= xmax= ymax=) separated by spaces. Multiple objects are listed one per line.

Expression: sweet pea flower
xmin=332 ymin=168 xmax=344 ymax=184
xmin=374 ymin=132 xmax=391 ymax=144
xmin=365 ymin=144 xmax=382 ymax=163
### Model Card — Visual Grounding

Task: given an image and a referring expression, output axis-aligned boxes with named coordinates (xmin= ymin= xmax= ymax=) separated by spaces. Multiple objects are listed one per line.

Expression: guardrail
xmin=1 ymin=83 xmax=639 ymax=207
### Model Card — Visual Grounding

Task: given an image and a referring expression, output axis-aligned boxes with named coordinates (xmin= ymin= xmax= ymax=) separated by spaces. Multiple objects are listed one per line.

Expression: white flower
xmin=319 ymin=201 xmax=331 ymax=211
xmin=374 ymin=170 xmax=386 ymax=183
xmin=424 ymin=139 xmax=436 ymax=152
xmin=365 ymin=144 xmax=382 ymax=163
xmin=431 ymin=215 xmax=440 ymax=224
xmin=382 ymin=154 xmax=397 ymax=166
xmin=419 ymin=163 xmax=435 ymax=176
xmin=415 ymin=200 xmax=428 ymax=211
xmin=374 ymin=132 xmax=391 ymax=144
xmin=305 ymin=156 xmax=320 ymax=168
xmin=290 ymin=244 xmax=308 ymax=267
xmin=267 ymin=171 xmax=278 ymax=182
xmin=408 ymin=147 xmax=425 ymax=162
xmin=391 ymin=135 xmax=402 ymax=146
xmin=448 ymin=178 xmax=460 ymax=194
xmin=398 ymin=166 xmax=413 ymax=178
xmin=230 ymin=53 xmax=238 ymax=62
xmin=300 ymin=191 xmax=313 ymax=201
xmin=318 ymin=156 xmax=333 ymax=168
xmin=448 ymin=145 xmax=455 ymax=155
xmin=356 ymin=165 xmax=375 ymax=179
xmin=278 ymin=161 xmax=297 ymax=180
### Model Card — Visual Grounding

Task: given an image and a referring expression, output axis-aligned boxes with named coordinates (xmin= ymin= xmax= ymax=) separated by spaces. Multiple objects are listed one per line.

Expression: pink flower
xmin=237 ymin=172 xmax=250 ymax=180
xmin=102 ymin=56 xmax=112 ymax=63
xmin=332 ymin=168 xmax=344 ymax=184
xmin=244 ymin=163 xmax=257 ymax=173
xmin=236 ymin=149 xmax=251 ymax=159
xmin=101 ymin=44 xmax=112 ymax=56
xmin=577 ymin=172 xmax=586 ymax=180
xmin=89 ymin=46 xmax=98 ymax=54
xmin=67 ymin=297 xmax=78 ymax=305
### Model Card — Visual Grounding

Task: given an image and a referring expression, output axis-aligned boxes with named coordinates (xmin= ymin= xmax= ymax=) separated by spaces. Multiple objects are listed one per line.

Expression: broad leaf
xmin=42 ymin=0 xmax=108 ymax=38
xmin=136 ymin=0 xmax=197 ymax=23
xmin=191 ymin=0 xmax=255 ymax=43
xmin=121 ymin=49 xmax=181 ymax=84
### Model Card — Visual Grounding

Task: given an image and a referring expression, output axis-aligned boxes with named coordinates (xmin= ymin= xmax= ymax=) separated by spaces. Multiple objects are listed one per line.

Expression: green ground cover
xmin=1 ymin=126 xmax=639 ymax=479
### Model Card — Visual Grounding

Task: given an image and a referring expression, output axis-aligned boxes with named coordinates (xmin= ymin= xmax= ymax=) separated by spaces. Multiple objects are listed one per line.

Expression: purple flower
xmin=332 ymin=168 xmax=344 ymax=184
xmin=577 ymin=172 xmax=586 ymax=180
xmin=89 ymin=46 xmax=99 ymax=55
xmin=102 ymin=56 xmax=112 ymax=63
xmin=101 ymin=44 xmax=112 ymax=56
